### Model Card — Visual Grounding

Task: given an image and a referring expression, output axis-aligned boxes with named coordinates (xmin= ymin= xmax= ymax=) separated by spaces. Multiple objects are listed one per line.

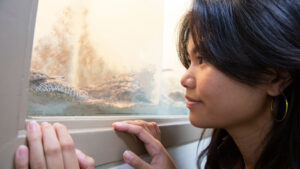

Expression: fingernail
xmin=16 ymin=145 xmax=28 ymax=158
xmin=123 ymin=150 xmax=134 ymax=162
xmin=113 ymin=122 xmax=125 ymax=127
xmin=28 ymin=121 xmax=38 ymax=131
xmin=75 ymin=149 xmax=85 ymax=159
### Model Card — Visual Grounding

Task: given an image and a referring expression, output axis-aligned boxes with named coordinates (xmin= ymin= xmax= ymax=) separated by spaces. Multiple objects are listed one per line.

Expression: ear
xmin=266 ymin=71 xmax=292 ymax=96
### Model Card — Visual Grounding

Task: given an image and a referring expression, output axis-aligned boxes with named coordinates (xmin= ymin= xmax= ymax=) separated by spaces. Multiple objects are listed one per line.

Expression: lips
xmin=185 ymin=96 xmax=202 ymax=108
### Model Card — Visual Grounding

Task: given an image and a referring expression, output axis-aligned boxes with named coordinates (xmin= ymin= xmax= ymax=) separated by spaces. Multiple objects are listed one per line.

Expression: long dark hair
xmin=177 ymin=0 xmax=300 ymax=169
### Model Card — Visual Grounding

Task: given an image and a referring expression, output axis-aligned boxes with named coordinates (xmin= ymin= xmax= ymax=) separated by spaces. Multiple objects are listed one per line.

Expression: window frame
xmin=0 ymin=0 xmax=209 ymax=168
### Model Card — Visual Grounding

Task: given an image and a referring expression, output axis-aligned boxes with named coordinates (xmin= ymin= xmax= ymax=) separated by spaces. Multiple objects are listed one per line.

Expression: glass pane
xmin=27 ymin=0 xmax=191 ymax=116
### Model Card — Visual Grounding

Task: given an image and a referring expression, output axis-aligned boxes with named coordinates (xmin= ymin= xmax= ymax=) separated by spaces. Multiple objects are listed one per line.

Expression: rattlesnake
xmin=29 ymin=71 xmax=88 ymax=101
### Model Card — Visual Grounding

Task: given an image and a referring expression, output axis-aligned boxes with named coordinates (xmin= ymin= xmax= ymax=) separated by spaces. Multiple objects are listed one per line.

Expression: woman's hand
xmin=120 ymin=120 xmax=161 ymax=141
xmin=112 ymin=120 xmax=178 ymax=169
xmin=14 ymin=121 xmax=95 ymax=169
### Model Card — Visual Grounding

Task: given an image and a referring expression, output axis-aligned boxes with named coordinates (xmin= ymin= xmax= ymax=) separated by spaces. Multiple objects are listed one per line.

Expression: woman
xmin=15 ymin=0 xmax=300 ymax=168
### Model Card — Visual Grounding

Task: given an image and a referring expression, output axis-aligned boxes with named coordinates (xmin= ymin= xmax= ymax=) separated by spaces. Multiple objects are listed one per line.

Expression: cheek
xmin=188 ymin=70 xmax=230 ymax=127
xmin=190 ymin=70 xmax=268 ymax=128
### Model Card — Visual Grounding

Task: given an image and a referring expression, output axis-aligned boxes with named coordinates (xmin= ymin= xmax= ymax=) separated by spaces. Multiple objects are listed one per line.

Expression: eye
xmin=185 ymin=57 xmax=191 ymax=66
xmin=197 ymin=56 xmax=205 ymax=64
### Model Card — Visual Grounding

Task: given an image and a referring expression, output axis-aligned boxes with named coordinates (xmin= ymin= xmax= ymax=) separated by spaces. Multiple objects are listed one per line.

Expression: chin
xmin=190 ymin=120 xmax=209 ymax=128
xmin=189 ymin=112 xmax=213 ymax=128
xmin=189 ymin=114 xmax=205 ymax=128
xmin=189 ymin=119 xmax=200 ymax=127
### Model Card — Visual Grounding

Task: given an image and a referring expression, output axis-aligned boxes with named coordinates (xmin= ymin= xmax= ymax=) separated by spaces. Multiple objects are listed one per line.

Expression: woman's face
xmin=181 ymin=35 xmax=271 ymax=129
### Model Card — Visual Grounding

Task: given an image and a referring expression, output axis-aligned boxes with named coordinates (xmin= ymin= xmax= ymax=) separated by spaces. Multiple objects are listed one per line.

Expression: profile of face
xmin=181 ymin=34 xmax=273 ymax=129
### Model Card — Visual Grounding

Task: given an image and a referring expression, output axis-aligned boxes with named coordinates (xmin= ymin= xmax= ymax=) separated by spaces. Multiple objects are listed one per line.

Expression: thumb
xmin=123 ymin=150 xmax=152 ymax=169
xmin=75 ymin=149 xmax=95 ymax=169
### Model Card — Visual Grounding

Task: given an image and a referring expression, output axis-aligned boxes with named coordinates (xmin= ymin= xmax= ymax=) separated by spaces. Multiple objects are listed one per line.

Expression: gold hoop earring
xmin=271 ymin=93 xmax=288 ymax=122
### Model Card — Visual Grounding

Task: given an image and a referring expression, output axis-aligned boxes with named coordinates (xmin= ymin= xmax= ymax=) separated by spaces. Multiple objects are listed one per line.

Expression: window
xmin=0 ymin=0 xmax=207 ymax=168
xmin=28 ymin=0 xmax=188 ymax=116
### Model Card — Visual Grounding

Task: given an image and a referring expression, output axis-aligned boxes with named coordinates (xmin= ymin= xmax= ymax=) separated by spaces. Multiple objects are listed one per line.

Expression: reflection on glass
xmin=27 ymin=0 xmax=190 ymax=116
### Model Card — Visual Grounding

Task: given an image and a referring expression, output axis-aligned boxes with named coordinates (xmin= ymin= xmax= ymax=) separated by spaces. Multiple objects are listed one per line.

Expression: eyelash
xmin=186 ymin=56 xmax=206 ymax=66
xmin=197 ymin=56 xmax=205 ymax=64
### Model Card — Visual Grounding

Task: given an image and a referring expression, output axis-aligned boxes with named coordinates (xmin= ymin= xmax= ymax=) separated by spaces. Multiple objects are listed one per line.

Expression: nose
xmin=180 ymin=70 xmax=196 ymax=89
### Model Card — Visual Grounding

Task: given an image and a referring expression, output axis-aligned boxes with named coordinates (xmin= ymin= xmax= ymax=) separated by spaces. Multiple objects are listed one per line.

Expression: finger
xmin=151 ymin=122 xmax=161 ymax=141
xmin=26 ymin=121 xmax=47 ymax=169
xmin=122 ymin=120 xmax=144 ymax=126
xmin=123 ymin=150 xmax=152 ymax=169
xmin=122 ymin=120 xmax=147 ymax=125
xmin=119 ymin=121 xmax=150 ymax=135
xmin=14 ymin=145 xmax=29 ymax=169
xmin=54 ymin=123 xmax=80 ymax=169
xmin=122 ymin=121 xmax=161 ymax=141
xmin=76 ymin=149 xmax=95 ymax=169
xmin=41 ymin=122 xmax=64 ymax=169
xmin=134 ymin=120 xmax=147 ymax=124
xmin=123 ymin=121 xmax=152 ymax=131
xmin=113 ymin=122 xmax=162 ymax=156
xmin=123 ymin=121 xmax=148 ymax=133
xmin=146 ymin=122 xmax=158 ymax=140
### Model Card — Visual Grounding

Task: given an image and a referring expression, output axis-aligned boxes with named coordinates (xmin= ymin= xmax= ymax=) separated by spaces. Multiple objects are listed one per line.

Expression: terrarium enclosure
xmin=27 ymin=0 xmax=190 ymax=116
